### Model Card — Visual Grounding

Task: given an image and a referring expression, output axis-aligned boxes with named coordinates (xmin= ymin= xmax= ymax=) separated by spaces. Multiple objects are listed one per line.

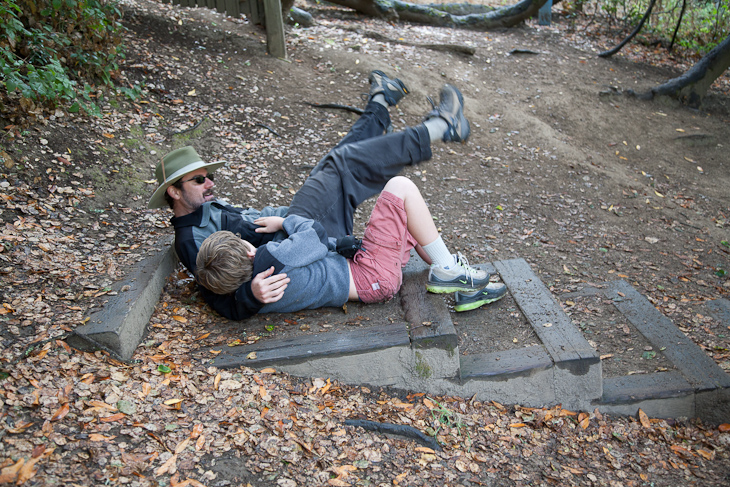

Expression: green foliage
xmin=426 ymin=397 xmax=471 ymax=448
xmin=595 ymin=0 xmax=730 ymax=54
xmin=119 ymin=83 xmax=144 ymax=102
xmin=0 ymin=0 xmax=124 ymax=121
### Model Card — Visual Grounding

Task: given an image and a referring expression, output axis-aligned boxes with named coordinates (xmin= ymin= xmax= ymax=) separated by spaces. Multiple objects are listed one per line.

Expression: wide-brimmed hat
xmin=148 ymin=146 xmax=226 ymax=209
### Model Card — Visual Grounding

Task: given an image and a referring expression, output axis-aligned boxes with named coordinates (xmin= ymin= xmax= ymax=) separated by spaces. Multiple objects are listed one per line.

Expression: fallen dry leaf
xmin=156 ymin=454 xmax=178 ymax=476
xmin=50 ymin=403 xmax=70 ymax=421
xmin=638 ymin=409 xmax=651 ymax=428
xmin=89 ymin=434 xmax=116 ymax=442
xmin=0 ymin=459 xmax=24 ymax=483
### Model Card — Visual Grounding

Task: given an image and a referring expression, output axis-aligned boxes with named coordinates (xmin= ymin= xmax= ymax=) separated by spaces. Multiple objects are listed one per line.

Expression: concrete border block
xmin=431 ymin=364 xmax=556 ymax=409
xmin=209 ymin=322 xmax=461 ymax=386
xmin=598 ymin=372 xmax=695 ymax=418
xmin=553 ymin=357 xmax=602 ymax=411
xmin=403 ymin=347 xmax=460 ymax=384
xmin=695 ymin=387 xmax=730 ymax=425
xmin=461 ymin=345 xmax=553 ymax=380
xmin=275 ymin=347 xmax=414 ymax=388
xmin=457 ymin=346 xmax=556 ymax=407
xmin=210 ymin=322 xmax=411 ymax=369
xmin=67 ymin=240 xmax=176 ymax=360
xmin=604 ymin=281 xmax=730 ymax=392
xmin=495 ymin=259 xmax=602 ymax=407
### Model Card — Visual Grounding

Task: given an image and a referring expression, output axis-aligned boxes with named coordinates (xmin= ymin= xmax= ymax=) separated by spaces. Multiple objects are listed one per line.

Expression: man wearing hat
xmin=149 ymin=72 xmax=471 ymax=321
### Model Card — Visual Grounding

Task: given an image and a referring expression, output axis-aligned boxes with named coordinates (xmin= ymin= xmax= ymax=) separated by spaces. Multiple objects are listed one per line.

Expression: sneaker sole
xmin=442 ymin=85 xmax=469 ymax=142
xmin=454 ymin=294 xmax=506 ymax=312
xmin=426 ymin=283 xmax=486 ymax=294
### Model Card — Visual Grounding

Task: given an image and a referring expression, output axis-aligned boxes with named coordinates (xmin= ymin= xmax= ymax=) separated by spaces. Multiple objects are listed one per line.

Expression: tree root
xmin=336 ymin=24 xmax=476 ymax=55
xmin=344 ymin=419 xmax=443 ymax=451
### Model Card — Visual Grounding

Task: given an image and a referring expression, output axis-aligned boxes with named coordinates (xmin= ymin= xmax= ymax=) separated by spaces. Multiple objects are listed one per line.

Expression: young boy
xmin=196 ymin=176 xmax=507 ymax=314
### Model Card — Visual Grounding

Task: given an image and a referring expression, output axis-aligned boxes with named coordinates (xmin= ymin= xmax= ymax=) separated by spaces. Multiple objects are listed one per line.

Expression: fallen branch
xmin=169 ymin=117 xmax=208 ymax=136
xmin=344 ymin=419 xmax=443 ymax=451
xmin=254 ymin=123 xmax=282 ymax=137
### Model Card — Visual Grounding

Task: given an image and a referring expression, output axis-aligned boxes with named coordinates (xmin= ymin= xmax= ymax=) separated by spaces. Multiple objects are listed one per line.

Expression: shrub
xmin=0 ymin=0 xmax=124 ymax=122
xmin=596 ymin=0 xmax=730 ymax=55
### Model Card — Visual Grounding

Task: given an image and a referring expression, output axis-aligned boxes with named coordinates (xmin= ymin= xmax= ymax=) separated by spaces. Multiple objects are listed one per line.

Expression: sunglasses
xmin=180 ymin=173 xmax=214 ymax=185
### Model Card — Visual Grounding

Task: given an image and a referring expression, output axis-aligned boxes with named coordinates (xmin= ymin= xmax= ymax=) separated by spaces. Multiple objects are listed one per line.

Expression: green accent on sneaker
xmin=453 ymin=284 xmax=508 ymax=312
xmin=425 ymin=284 xmax=476 ymax=294
xmin=454 ymin=295 xmax=503 ymax=312
xmin=426 ymin=252 xmax=490 ymax=294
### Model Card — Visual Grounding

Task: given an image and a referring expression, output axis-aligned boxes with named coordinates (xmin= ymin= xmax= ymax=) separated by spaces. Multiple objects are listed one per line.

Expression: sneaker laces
xmin=456 ymin=252 xmax=480 ymax=285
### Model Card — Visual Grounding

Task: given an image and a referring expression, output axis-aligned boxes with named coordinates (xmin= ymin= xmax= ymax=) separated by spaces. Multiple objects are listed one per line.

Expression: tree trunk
xmin=639 ymin=34 xmax=730 ymax=108
xmin=322 ymin=0 xmax=550 ymax=29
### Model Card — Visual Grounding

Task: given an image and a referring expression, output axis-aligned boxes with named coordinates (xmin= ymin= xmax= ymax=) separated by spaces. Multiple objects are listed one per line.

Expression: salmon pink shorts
xmin=350 ymin=191 xmax=417 ymax=303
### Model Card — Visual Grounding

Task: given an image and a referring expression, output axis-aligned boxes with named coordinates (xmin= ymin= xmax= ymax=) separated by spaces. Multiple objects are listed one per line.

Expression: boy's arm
xmin=268 ymin=215 xmax=331 ymax=267
xmin=223 ymin=216 xmax=278 ymax=248
xmin=202 ymin=215 xmax=329 ymax=320
xmin=199 ymin=267 xmax=289 ymax=321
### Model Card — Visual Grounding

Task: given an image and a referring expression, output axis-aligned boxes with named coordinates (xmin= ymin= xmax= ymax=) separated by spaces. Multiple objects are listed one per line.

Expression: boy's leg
xmin=381 ymin=177 xmax=492 ymax=294
xmin=379 ymin=177 xmax=438 ymax=246
xmin=350 ymin=189 xmax=418 ymax=303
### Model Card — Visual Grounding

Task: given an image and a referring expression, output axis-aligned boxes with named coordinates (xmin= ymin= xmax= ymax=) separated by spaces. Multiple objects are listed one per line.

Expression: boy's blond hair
xmin=196 ymin=231 xmax=254 ymax=295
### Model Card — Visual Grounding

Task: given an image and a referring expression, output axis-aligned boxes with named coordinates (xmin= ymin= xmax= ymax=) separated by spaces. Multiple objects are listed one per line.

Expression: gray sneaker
xmin=426 ymin=253 xmax=490 ymax=293
xmin=424 ymin=84 xmax=470 ymax=142
xmin=368 ymin=70 xmax=409 ymax=106
xmin=454 ymin=283 xmax=508 ymax=312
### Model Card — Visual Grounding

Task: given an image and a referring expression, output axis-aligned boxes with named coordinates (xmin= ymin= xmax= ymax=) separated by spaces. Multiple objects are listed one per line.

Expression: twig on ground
xmin=169 ymin=117 xmax=208 ymax=137
xmin=254 ymin=123 xmax=282 ymax=137
xmin=303 ymin=102 xmax=365 ymax=115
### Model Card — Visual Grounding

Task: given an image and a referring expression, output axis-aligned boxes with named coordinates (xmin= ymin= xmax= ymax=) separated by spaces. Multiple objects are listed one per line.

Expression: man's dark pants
xmin=288 ymin=102 xmax=432 ymax=238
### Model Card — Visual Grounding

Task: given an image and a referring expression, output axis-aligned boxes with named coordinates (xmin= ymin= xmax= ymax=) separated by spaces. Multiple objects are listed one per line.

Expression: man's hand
xmin=251 ymin=266 xmax=289 ymax=304
xmin=254 ymin=216 xmax=285 ymax=233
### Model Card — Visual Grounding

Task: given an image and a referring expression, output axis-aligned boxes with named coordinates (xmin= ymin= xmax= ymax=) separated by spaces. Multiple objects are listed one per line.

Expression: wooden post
xmin=538 ymin=0 xmax=552 ymax=26
xmin=225 ymin=0 xmax=239 ymax=16
xmin=262 ymin=0 xmax=286 ymax=59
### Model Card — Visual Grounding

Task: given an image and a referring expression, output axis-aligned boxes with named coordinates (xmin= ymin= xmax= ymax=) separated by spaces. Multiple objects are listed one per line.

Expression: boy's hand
xmin=254 ymin=216 xmax=284 ymax=233
xmin=251 ymin=266 xmax=289 ymax=304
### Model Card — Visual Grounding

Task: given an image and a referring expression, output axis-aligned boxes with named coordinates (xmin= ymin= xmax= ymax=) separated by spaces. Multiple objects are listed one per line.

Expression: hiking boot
xmin=424 ymin=84 xmax=470 ymax=142
xmin=368 ymin=70 xmax=409 ymax=106
xmin=454 ymin=283 xmax=508 ymax=312
xmin=426 ymin=253 xmax=490 ymax=293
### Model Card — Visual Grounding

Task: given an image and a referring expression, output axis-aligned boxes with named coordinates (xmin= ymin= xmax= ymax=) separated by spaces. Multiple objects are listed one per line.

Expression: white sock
xmin=371 ymin=93 xmax=389 ymax=108
xmin=422 ymin=236 xmax=456 ymax=268
xmin=423 ymin=117 xmax=448 ymax=142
